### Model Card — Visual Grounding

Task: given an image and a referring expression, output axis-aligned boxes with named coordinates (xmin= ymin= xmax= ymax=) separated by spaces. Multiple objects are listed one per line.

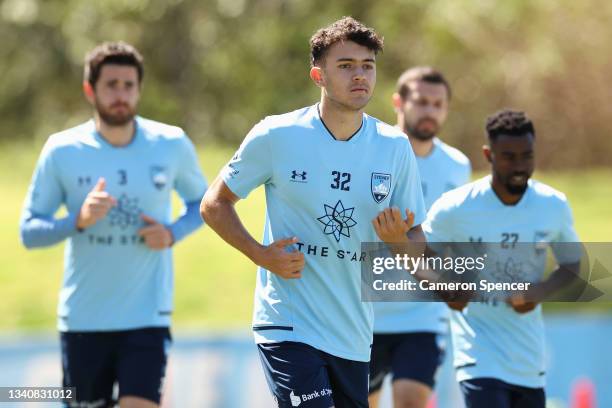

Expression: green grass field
xmin=1 ymin=142 xmax=611 ymax=331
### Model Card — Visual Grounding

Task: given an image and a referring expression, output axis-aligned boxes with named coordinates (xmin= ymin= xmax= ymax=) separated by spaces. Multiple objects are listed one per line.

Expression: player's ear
xmin=392 ymin=93 xmax=402 ymax=112
xmin=482 ymin=144 xmax=492 ymax=163
xmin=83 ymin=81 xmax=95 ymax=104
xmin=310 ymin=66 xmax=324 ymax=88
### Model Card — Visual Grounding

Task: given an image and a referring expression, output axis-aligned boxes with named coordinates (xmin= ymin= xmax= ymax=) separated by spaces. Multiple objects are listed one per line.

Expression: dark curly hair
xmin=84 ymin=41 xmax=144 ymax=87
xmin=309 ymin=17 xmax=384 ymax=67
xmin=396 ymin=66 xmax=451 ymax=101
xmin=485 ymin=109 xmax=535 ymax=141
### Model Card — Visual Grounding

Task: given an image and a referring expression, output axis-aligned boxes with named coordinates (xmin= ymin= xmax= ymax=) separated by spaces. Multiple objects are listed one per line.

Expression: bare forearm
xmin=530 ymin=262 xmax=580 ymax=301
xmin=200 ymin=196 xmax=262 ymax=264
xmin=407 ymin=224 xmax=426 ymax=244
xmin=201 ymin=178 xmax=306 ymax=278
xmin=387 ymin=225 xmax=427 ymax=263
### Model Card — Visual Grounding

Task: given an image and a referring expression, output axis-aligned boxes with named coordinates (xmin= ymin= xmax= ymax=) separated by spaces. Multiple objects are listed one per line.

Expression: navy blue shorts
xmin=61 ymin=327 xmax=171 ymax=407
xmin=369 ymin=332 xmax=444 ymax=393
xmin=257 ymin=341 xmax=369 ymax=408
xmin=460 ymin=378 xmax=545 ymax=408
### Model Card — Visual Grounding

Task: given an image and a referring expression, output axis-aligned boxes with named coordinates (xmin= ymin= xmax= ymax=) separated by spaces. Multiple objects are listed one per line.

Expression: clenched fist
xmin=254 ymin=237 xmax=305 ymax=279
xmin=507 ymin=293 xmax=538 ymax=314
xmin=138 ymin=214 xmax=174 ymax=250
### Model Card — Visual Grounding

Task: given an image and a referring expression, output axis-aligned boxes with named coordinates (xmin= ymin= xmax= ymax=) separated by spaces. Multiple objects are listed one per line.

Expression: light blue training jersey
xmin=374 ymin=137 xmax=471 ymax=334
xmin=423 ymin=176 xmax=580 ymax=388
xmin=221 ymin=105 xmax=426 ymax=362
xmin=20 ymin=117 xmax=207 ymax=331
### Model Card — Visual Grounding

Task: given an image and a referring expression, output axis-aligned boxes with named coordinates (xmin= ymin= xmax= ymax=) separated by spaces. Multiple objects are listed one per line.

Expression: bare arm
xmin=371 ymin=208 xmax=472 ymax=310
xmin=508 ymin=261 xmax=580 ymax=313
xmin=200 ymin=176 xmax=305 ymax=279
xmin=406 ymin=224 xmax=426 ymax=245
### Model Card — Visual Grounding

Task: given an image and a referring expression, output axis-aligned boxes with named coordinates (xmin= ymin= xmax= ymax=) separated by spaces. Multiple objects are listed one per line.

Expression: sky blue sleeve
xmin=169 ymin=135 xmax=208 ymax=243
xmin=422 ymin=194 xmax=454 ymax=251
xmin=20 ymin=212 xmax=79 ymax=249
xmin=20 ymin=141 xmax=77 ymax=248
xmin=168 ymin=201 xmax=202 ymax=244
xmin=173 ymin=135 xmax=208 ymax=202
xmin=390 ymin=142 xmax=426 ymax=227
xmin=221 ymin=120 xmax=272 ymax=199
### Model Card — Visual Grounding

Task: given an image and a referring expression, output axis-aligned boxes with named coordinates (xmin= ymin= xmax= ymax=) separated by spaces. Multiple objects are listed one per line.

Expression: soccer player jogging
xmin=370 ymin=67 xmax=471 ymax=408
xmin=200 ymin=17 xmax=426 ymax=408
xmin=423 ymin=110 xmax=581 ymax=408
xmin=20 ymin=42 xmax=207 ymax=408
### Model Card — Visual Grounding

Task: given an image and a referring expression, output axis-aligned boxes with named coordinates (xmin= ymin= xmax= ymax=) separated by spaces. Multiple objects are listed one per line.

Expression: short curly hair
xmin=309 ymin=17 xmax=384 ymax=66
xmin=84 ymin=41 xmax=144 ymax=87
xmin=485 ymin=109 xmax=535 ymax=141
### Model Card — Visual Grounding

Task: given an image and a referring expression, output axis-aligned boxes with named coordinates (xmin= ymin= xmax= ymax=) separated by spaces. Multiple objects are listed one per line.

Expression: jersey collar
xmin=484 ymin=175 xmax=532 ymax=208
xmin=314 ymin=104 xmax=366 ymax=144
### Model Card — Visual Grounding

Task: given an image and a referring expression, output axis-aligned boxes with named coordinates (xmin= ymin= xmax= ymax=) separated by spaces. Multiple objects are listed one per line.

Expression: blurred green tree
xmin=1 ymin=0 xmax=611 ymax=168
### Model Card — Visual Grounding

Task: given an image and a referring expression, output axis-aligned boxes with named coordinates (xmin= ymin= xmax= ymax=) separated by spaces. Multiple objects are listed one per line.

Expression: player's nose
xmin=352 ymin=67 xmax=367 ymax=81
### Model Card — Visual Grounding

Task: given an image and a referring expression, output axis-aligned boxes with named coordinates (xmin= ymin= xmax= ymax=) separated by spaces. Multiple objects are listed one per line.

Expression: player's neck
xmin=94 ymin=116 xmax=136 ymax=147
xmin=490 ymin=177 xmax=524 ymax=205
xmin=403 ymin=127 xmax=434 ymax=157
xmin=319 ymin=97 xmax=364 ymax=141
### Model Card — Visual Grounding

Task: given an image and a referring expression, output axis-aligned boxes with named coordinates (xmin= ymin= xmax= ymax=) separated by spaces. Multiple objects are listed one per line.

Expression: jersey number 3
xmin=118 ymin=169 xmax=127 ymax=185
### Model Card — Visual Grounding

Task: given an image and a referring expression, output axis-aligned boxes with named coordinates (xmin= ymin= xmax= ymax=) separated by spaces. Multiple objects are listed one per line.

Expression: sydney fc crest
xmin=371 ymin=173 xmax=391 ymax=203
xmin=150 ymin=166 xmax=168 ymax=190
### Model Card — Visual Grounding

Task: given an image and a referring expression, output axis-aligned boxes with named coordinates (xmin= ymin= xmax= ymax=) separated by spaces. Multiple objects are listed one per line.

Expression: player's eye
xmin=339 ymin=63 xmax=351 ymax=69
